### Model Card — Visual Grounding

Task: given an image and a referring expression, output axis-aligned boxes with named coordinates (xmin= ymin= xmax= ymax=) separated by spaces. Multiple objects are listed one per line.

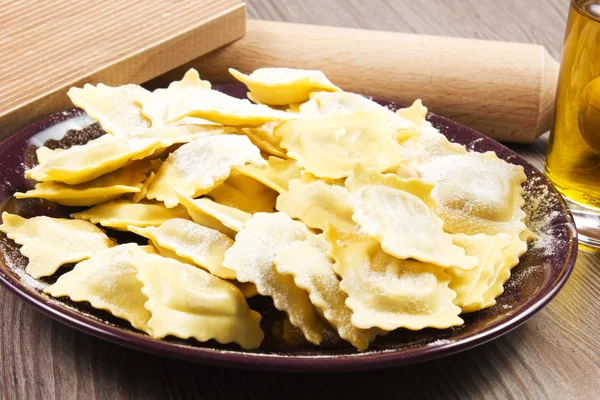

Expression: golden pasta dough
xmin=72 ymin=200 xmax=191 ymax=230
xmin=0 ymin=213 xmax=114 ymax=278
xmin=229 ymin=67 xmax=340 ymax=106
xmin=275 ymin=111 xmax=411 ymax=179
xmin=134 ymin=251 xmax=264 ymax=349
xmin=6 ymin=66 xmax=533 ymax=352
xmin=45 ymin=244 xmax=152 ymax=334
xmin=145 ymin=135 xmax=266 ymax=208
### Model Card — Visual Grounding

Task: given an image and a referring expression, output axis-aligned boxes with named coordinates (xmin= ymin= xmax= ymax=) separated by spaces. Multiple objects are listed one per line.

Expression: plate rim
xmin=0 ymin=85 xmax=578 ymax=372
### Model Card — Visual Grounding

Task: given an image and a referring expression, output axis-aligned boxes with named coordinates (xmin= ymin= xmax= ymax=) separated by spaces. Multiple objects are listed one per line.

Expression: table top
xmin=1 ymin=1 xmax=599 ymax=399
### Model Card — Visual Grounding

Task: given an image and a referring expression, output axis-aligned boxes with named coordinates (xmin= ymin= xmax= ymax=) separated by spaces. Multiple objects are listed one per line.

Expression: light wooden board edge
xmin=0 ymin=4 xmax=246 ymax=142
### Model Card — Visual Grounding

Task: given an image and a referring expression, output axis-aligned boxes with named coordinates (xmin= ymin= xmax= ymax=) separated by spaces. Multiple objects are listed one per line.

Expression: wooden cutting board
xmin=0 ymin=0 xmax=246 ymax=140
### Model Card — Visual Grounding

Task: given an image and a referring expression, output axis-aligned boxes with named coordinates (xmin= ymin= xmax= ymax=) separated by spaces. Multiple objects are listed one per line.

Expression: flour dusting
xmin=522 ymin=175 xmax=566 ymax=256
xmin=426 ymin=339 xmax=453 ymax=346
xmin=0 ymin=236 xmax=47 ymax=291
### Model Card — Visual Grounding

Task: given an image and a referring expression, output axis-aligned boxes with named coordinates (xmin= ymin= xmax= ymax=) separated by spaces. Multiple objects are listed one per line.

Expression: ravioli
xmin=5 ymin=66 xmax=534 ymax=351
xmin=222 ymin=212 xmax=324 ymax=344
xmin=382 ymin=129 xmax=460 ymax=179
xmin=134 ymin=251 xmax=264 ymax=349
xmin=173 ymin=188 xmax=251 ymax=238
xmin=298 ymin=91 xmax=418 ymax=137
xmin=236 ymin=122 xmax=287 ymax=158
xmin=298 ymin=91 xmax=388 ymax=116
xmin=127 ymin=218 xmax=236 ymax=279
xmin=448 ymin=233 xmax=513 ymax=312
xmin=36 ymin=146 xmax=62 ymax=164
xmin=481 ymin=238 xmax=528 ymax=308
xmin=235 ymin=156 xmax=302 ymax=194
xmin=385 ymin=125 xmax=455 ymax=179
xmin=275 ymin=235 xmax=378 ymax=351
xmin=44 ymin=244 xmax=152 ymax=333
xmin=418 ymin=152 xmax=529 ymax=238
xmin=207 ymin=171 xmax=278 ymax=214
xmin=16 ymin=160 xmax=151 ymax=206
xmin=72 ymin=200 xmax=190 ymax=231
xmin=125 ymin=124 xmax=234 ymax=148
xmin=230 ymin=281 xmax=259 ymax=299
xmin=136 ymin=69 xmax=212 ymax=127
xmin=129 ymin=159 xmax=163 ymax=203
xmin=145 ymin=135 xmax=266 ymax=208
xmin=274 ymin=111 xmax=409 ymax=179
xmin=276 ymin=174 xmax=354 ymax=231
xmin=286 ymin=102 xmax=303 ymax=113
xmin=0 ymin=212 xmax=114 ymax=278
xmin=325 ymin=225 xmax=463 ymax=331
xmin=165 ymin=88 xmax=293 ymax=126
xmin=346 ymin=165 xmax=477 ymax=270
xmin=229 ymin=67 xmax=340 ymax=106
xmin=26 ymin=134 xmax=160 ymax=185
xmin=67 ymin=83 xmax=151 ymax=135
xmin=132 ymin=172 xmax=155 ymax=203
xmin=139 ymin=244 xmax=159 ymax=254
xmin=403 ymin=129 xmax=467 ymax=165
xmin=395 ymin=99 xmax=432 ymax=127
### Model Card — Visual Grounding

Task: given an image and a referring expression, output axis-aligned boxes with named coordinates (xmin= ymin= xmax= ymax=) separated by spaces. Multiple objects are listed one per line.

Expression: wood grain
xmin=0 ymin=0 xmax=246 ymax=141
xmin=155 ymin=20 xmax=558 ymax=143
xmin=2 ymin=1 xmax=600 ymax=399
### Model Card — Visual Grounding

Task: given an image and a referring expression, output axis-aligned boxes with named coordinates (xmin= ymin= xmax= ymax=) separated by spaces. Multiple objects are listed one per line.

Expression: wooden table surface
xmin=2 ymin=1 xmax=599 ymax=399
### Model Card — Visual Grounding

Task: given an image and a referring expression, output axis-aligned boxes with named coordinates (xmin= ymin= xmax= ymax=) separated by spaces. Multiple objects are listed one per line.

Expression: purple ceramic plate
xmin=0 ymin=84 xmax=577 ymax=372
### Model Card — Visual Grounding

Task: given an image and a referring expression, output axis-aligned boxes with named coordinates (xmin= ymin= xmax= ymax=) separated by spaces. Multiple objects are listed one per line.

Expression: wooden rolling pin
xmin=152 ymin=20 xmax=559 ymax=143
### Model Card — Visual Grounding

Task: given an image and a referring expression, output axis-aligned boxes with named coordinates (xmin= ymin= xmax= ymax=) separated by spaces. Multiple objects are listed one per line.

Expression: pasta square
xmin=418 ymin=152 xmax=529 ymax=238
xmin=236 ymin=122 xmax=287 ymax=158
xmin=67 ymin=83 xmax=151 ymax=135
xmin=395 ymin=99 xmax=432 ymax=127
xmin=134 ymin=251 xmax=264 ymax=350
xmin=0 ymin=212 xmax=114 ymax=278
xmin=235 ymin=156 xmax=302 ymax=194
xmin=125 ymin=124 xmax=235 ymax=147
xmin=72 ymin=200 xmax=191 ymax=231
xmin=229 ymin=67 xmax=340 ymax=106
xmin=325 ymin=225 xmax=463 ymax=331
xmin=222 ymin=212 xmax=324 ymax=344
xmin=276 ymin=174 xmax=354 ymax=231
xmin=275 ymin=235 xmax=379 ymax=351
xmin=230 ymin=281 xmax=259 ymax=299
xmin=402 ymin=129 xmax=467 ymax=165
xmin=448 ymin=233 xmax=514 ymax=312
xmin=173 ymin=188 xmax=251 ymax=238
xmin=346 ymin=165 xmax=477 ymax=270
xmin=36 ymin=146 xmax=62 ymax=164
xmin=165 ymin=88 xmax=293 ymax=126
xmin=127 ymin=218 xmax=236 ymax=279
xmin=481 ymin=239 xmax=528 ymax=308
xmin=16 ymin=160 xmax=151 ymax=207
xmin=145 ymin=135 xmax=266 ymax=208
xmin=44 ymin=244 xmax=152 ymax=334
xmin=298 ymin=92 xmax=420 ymax=139
xmin=26 ymin=135 xmax=161 ymax=185
xmin=299 ymin=91 xmax=389 ymax=116
xmin=206 ymin=171 xmax=278 ymax=214
xmin=274 ymin=111 xmax=410 ymax=179
xmin=136 ymin=69 xmax=212 ymax=127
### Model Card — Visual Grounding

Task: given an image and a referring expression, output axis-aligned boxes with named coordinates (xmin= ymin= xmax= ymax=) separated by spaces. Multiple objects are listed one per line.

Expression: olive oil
xmin=546 ymin=1 xmax=600 ymax=209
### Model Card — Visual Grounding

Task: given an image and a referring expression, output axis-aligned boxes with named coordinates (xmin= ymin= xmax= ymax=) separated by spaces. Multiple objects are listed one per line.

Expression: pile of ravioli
xmin=0 ymin=67 xmax=533 ymax=351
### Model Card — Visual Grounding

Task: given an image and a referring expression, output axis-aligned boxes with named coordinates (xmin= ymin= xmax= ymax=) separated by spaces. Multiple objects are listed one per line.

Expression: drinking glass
xmin=546 ymin=0 xmax=600 ymax=248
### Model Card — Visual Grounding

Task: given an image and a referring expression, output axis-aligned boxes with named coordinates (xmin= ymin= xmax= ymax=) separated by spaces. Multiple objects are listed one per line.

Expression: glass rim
xmin=571 ymin=0 xmax=600 ymax=22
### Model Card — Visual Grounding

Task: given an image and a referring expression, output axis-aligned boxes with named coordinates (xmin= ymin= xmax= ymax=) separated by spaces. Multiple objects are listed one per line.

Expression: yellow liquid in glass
xmin=546 ymin=1 xmax=600 ymax=209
